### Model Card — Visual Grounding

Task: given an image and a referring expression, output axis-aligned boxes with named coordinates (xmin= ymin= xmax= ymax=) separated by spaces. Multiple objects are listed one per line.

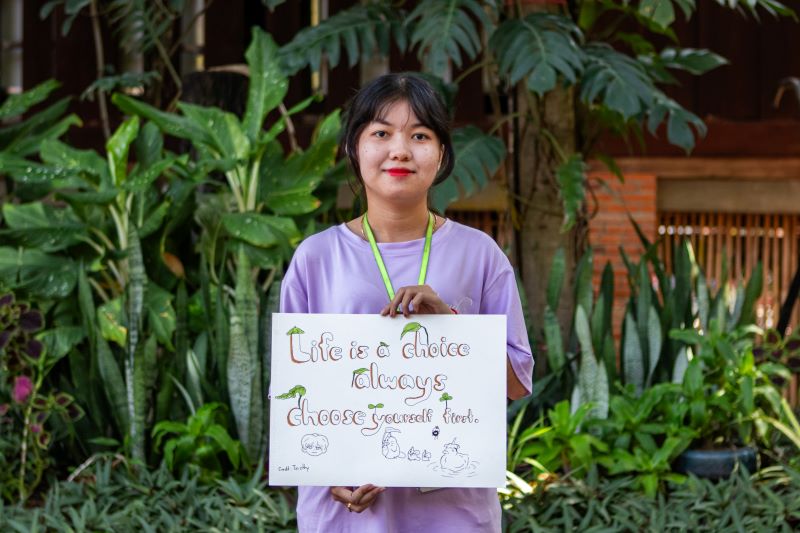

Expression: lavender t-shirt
xmin=279 ymin=220 xmax=534 ymax=533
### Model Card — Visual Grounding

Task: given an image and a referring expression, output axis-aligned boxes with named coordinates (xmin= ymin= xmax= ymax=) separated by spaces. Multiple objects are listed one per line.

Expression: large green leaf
xmin=40 ymin=139 xmax=108 ymax=183
xmin=576 ymin=305 xmax=609 ymax=420
xmin=243 ymin=27 xmax=288 ymax=143
xmin=407 ymin=0 xmax=491 ymax=77
xmin=0 ymin=202 xmax=86 ymax=252
xmin=221 ymin=213 xmax=300 ymax=249
xmin=623 ymin=312 xmax=645 ymax=395
xmin=112 ymin=93 xmax=212 ymax=147
xmin=490 ymin=13 xmax=584 ymax=95
xmin=279 ymin=3 xmax=406 ymax=75
xmin=262 ymin=111 xmax=340 ymax=215
xmin=646 ymin=92 xmax=706 ymax=153
xmin=106 ymin=116 xmax=140 ymax=186
xmin=6 ymin=110 xmax=82 ymax=158
xmin=0 ymin=154 xmax=82 ymax=185
xmin=37 ymin=326 xmax=85 ymax=361
xmin=145 ymin=283 xmax=176 ymax=351
xmin=546 ymin=247 xmax=566 ymax=311
xmin=0 ymin=246 xmax=77 ymax=298
xmin=640 ymin=47 xmax=728 ymax=84
xmin=0 ymin=79 xmax=60 ymax=120
xmin=176 ymin=102 xmax=250 ymax=161
xmin=580 ymin=43 xmax=656 ymax=119
xmin=543 ymin=306 xmax=565 ymax=373
xmin=555 ymin=154 xmax=587 ymax=230
xmin=123 ymin=155 xmax=182 ymax=193
xmin=431 ymin=126 xmax=504 ymax=212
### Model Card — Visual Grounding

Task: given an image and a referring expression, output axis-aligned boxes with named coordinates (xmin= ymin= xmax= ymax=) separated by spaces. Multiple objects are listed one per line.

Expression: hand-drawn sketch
xmin=440 ymin=438 xmax=469 ymax=473
xmin=407 ymin=446 xmax=432 ymax=461
xmin=427 ymin=438 xmax=480 ymax=477
xmin=301 ymin=433 xmax=329 ymax=456
xmin=381 ymin=427 xmax=406 ymax=459
xmin=400 ymin=321 xmax=428 ymax=345
xmin=439 ymin=392 xmax=453 ymax=409
xmin=276 ymin=384 xmax=307 ymax=408
xmin=431 ymin=425 xmax=440 ymax=439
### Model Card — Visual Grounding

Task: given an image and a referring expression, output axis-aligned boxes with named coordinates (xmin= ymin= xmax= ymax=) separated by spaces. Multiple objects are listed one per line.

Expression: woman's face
xmin=356 ymin=99 xmax=443 ymax=207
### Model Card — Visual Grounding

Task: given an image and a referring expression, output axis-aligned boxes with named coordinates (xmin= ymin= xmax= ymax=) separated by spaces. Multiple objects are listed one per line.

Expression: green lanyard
xmin=362 ymin=212 xmax=434 ymax=301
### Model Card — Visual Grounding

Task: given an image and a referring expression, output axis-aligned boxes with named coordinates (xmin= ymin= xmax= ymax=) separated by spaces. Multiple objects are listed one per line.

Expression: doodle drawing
xmin=381 ymin=427 xmax=405 ymax=459
xmin=300 ymin=433 xmax=329 ymax=456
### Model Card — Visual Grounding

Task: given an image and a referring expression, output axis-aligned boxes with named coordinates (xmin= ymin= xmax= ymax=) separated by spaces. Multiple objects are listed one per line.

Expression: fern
xmin=279 ymin=3 xmax=407 ymax=75
xmin=406 ymin=0 xmax=493 ymax=77
xmin=490 ymin=13 xmax=584 ymax=95
xmin=431 ymin=126 xmax=504 ymax=212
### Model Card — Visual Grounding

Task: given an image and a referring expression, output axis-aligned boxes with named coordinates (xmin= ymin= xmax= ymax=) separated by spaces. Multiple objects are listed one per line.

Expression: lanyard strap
xmin=362 ymin=212 xmax=434 ymax=301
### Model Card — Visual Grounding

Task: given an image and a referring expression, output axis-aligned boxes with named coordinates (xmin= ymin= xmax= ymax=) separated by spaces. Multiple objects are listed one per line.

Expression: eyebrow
xmin=372 ymin=118 xmax=430 ymax=129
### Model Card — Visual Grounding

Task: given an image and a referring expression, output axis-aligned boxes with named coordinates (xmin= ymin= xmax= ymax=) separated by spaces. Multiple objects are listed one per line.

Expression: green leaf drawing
xmin=379 ymin=341 xmax=389 ymax=347
xmin=353 ymin=368 xmax=368 ymax=375
xmin=286 ymin=326 xmax=305 ymax=335
xmin=376 ymin=403 xmax=384 ymax=408
xmin=368 ymin=403 xmax=375 ymax=409
xmin=368 ymin=403 xmax=384 ymax=410
xmin=276 ymin=384 xmax=306 ymax=399
xmin=439 ymin=393 xmax=453 ymax=402
xmin=401 ymin=322 xmax=422 ymax=339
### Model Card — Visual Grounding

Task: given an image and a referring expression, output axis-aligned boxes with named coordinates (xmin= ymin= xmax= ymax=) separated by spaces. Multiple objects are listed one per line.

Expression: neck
xmin=365 ymin=202 xmax=431 ymax=243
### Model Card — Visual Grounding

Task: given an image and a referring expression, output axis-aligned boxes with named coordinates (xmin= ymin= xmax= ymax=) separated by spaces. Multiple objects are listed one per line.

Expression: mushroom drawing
xmin=276 ymin=384 xmax=307 ymax=408
xmin=400 ymin=321 xmax=428 ymax=346
xmin=286 ymin=326 xmax=305 ymax=362
xmin=439 ymin=392 xmax=453 ymax=410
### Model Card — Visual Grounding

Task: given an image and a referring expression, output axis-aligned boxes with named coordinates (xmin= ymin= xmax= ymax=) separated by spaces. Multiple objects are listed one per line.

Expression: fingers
xmin=380 ymin=286 xmax=447 ymax=317
xmin=330 ymin=485 xmax=385 ymax=513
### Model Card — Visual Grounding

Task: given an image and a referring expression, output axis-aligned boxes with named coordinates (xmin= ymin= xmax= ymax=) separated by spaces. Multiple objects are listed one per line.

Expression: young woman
xmin=280 ymin=73 xmax=533 ymax=533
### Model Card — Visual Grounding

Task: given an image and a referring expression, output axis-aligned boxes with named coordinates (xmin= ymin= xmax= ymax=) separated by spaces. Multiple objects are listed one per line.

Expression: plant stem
xmin=89 ymin=0 xmax=111 ymax=140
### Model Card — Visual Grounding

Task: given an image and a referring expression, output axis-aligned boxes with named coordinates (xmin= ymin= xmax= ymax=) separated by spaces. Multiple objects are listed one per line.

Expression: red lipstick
xmin=386 ymin=168 xmax=413 ymax=177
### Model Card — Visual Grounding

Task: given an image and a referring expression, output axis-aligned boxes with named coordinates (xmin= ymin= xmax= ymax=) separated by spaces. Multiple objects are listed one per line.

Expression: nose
xmin=389 ymin=136 xmax=411 ymax=161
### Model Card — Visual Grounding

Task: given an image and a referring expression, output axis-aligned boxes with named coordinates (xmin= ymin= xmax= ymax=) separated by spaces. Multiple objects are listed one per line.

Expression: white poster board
xmin=268 ymin=313 xmax=507 ymax=488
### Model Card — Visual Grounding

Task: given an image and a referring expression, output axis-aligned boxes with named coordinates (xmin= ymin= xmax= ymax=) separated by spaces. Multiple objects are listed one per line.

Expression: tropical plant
xmin=112 ymin=27 xmax=344 ymax=464
xmin=507 ymin=400 xmax=607 ymax=477
xmin=0 ymin=456 xmax=296 ymax=531
xmin=594 ymin=383 xmax=695 ymax=496
xmin=276 ymin=0 xmax=793 ymax=360
xmin=501 ymin=464 xmax=800 ymax=531
xmin=670 ymin=324 xmax=791 ymax=449
xmin=152 ymin=402 xmax=245 ymax=482
xmin=0 ymin=293 xmax=84 ymax=502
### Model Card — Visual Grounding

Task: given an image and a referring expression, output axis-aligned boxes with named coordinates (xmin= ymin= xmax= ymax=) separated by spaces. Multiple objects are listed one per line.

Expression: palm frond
xmin=406 ymin=0 xmax=492 ymax=77
xmin=490 ymin=13 xmax=584 ymax=95
xmin=279 ymin=3 xmax=407 ymax=75
xmin=431 ymin=126 xmax=504 ymax=212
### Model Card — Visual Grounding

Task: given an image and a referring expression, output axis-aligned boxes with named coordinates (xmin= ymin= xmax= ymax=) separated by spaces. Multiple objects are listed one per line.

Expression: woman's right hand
xmin=330 ymin=485 xmax=386 ymax=513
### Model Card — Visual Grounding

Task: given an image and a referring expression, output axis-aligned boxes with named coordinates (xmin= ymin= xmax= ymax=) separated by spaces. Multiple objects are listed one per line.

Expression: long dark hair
xmin=340 ymin=73 xmax=455 ymax=193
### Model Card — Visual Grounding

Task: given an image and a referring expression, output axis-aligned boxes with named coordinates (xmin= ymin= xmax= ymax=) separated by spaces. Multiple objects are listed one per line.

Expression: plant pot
xmin=673 ymin=447 xmax=757 ymax=480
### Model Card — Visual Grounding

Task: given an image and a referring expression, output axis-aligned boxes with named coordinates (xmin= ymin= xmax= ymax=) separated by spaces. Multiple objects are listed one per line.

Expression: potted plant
xmin=669 ymin=323 xmax=791 ymax=479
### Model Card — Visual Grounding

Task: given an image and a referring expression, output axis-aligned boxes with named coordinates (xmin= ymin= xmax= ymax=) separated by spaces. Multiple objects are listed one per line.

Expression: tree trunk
xmin=513 ymin=5 xmax=587 ymax=374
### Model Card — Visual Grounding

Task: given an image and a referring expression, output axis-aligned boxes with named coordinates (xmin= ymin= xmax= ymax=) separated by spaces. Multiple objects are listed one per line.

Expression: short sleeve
xmin=480 ymin=261 xmax=534 ymax=396
xmin=280 ymin=248 xmax=309 ymax=314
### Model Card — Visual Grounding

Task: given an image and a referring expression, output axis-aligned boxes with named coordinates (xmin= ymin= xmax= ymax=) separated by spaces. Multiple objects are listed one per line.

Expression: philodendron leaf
xmin=353 ymin=368 xmax=368 ymax=375
xmin=287 ymin=326 xmax=304 ymax=335
xmin=556 ymin=154 xmax=587 ymax=230
xmin=401 ymin=322 xmax=422 ymax=338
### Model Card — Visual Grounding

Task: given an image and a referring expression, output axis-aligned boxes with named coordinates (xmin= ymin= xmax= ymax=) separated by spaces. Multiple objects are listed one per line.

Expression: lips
xmin=385 ymin=168 xmax=413 ymax=177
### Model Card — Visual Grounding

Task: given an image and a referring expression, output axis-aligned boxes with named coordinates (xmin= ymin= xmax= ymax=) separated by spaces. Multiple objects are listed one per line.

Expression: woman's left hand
xmin=380 ymin=285 xmax=452 ymax=317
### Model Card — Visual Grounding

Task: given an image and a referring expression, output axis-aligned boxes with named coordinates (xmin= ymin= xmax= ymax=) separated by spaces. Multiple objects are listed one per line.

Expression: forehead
xmin=371 ymin=99 xmax=424 ymax=127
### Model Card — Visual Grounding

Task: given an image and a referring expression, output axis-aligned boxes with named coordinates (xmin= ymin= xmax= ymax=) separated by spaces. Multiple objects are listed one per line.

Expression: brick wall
xmin=588 ymin=172 xmax=658 ymax=343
